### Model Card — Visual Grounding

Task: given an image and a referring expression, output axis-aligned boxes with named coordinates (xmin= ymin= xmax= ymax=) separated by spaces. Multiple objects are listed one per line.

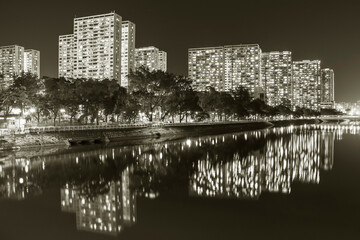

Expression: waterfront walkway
xmin=0 ymin=120 xmax=264 ymax=136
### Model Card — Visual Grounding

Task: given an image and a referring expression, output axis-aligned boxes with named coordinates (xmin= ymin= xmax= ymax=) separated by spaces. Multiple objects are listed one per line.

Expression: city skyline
xmin=57 ymin=13 xmax=167 ymax=87
xmin=0 ymin=45 xmax=40 ymax=88
xmin=0 ymin=0 xmax=358 ymax=101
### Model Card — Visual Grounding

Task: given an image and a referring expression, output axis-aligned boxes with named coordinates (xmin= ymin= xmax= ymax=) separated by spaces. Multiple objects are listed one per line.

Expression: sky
xmin=0 ymin=0 xmax=359 ymax=102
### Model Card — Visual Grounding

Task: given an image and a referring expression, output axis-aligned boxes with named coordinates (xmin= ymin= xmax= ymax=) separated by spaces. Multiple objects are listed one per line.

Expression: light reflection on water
xmin=0 ymin=123 xmax=359 ymax=236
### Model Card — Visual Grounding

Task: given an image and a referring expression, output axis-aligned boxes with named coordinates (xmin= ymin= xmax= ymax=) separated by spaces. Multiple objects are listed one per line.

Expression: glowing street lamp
xmin=12 ymin=108 xmax=21 ymax=115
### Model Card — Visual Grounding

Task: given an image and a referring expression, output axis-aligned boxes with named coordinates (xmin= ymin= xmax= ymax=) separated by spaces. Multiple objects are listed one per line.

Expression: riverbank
xmin=270 ymin=118 xmax=322 ymax=126
xmin=0 ymin=119 xmax=320 ymax=150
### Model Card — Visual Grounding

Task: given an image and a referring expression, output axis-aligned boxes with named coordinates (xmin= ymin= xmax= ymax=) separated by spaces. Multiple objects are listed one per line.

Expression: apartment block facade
xmin=121 ymin=21 xmax=136 ymax=88
xmin=0 ymin=45 xmax=40 ymax=88
xmin=158 ymin=51 xmax=167 ymax=72
xmin=224 ymin=44 xmax=262 ymax=94
xmin=320 ymin=68 xmax=335 ymax=108
xmin=188 ymin=46 xmax=224 ymax=91
xmin=188 ymin=44 xmax=262 ymax=95
xmin=59 ymin=12 xmax=122 ymax=83
xmin=261 ymin=51 xmax=292 ymax=107
xmin=58 ymin=34 xmax=74 ymax=78
xmin=292 ymin=60 xmax=321 ymax=110
xmin=24 ymin=49 xmax=40 ymax=77
xmin=0 ymin=45 xmax=24 ymax=88
xmin=135 ymin=46 xmax=167 ymax=72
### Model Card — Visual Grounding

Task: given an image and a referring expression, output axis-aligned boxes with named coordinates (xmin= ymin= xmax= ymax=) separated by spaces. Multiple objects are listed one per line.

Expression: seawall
xmin=0 ymin=119 xmax=320 ymax=150
xmin=270 ymin=118 xmax=322 ymax=127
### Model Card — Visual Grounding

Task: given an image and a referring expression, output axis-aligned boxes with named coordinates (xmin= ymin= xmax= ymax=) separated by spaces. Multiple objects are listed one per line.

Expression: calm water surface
xmin=0 ymin=124 xmax=360 ymax=240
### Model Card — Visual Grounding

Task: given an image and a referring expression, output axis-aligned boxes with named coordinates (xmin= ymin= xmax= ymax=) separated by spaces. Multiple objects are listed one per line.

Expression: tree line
xmin=0 ymin=68 xmax=338 ymax=126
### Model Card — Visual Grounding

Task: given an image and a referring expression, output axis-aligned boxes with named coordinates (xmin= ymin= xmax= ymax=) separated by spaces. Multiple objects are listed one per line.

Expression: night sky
xmin=0 ymin=0 xmax=358 ymax=102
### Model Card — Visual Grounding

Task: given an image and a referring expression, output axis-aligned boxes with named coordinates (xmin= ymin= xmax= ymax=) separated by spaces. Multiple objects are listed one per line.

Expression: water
xmin=0 ymin=124 xmax=360 ymax=239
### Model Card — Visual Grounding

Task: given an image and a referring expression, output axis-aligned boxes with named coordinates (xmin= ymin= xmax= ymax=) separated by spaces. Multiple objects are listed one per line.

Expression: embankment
xmin=0 ymin=134 xmax=70 ymax=150
xmin=59 ymin=121 xmax=273 ymax=144
xmin=270 ymin=118 xmax=321 ymax=127
xmin=0 ymin=119 xmax=320 ymax=150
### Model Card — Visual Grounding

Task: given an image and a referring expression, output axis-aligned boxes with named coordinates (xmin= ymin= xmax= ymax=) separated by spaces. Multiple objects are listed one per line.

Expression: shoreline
xmin=0 ymin=119 xmax=320 ymax=151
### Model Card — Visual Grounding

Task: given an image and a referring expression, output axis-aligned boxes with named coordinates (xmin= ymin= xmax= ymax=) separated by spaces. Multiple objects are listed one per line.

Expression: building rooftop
xmin=74 ymin=12 xmax=120 ymax=21
xmin=0 ymin=45 xmax=22 ymax=49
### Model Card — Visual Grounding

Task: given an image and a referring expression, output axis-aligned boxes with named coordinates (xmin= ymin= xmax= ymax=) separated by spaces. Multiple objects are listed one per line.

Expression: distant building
xmin=24 ymin=49 xmax=40 ymax=77
xmin=135 ymin=46 xmax=167 ymax=72
xmin=292 ymin=60 xmax=321 ymax=110
xmin=188 ymin=46 xmax=225 ymax=91
xmin=224 ymin=44 xmax=262 ymax=94
xmin=158 ymin=51 xmax=167 ymax=72
xmin=58 ymin=34 xmax=74 ymax=78
xmin=320 ymin=68 xmax=335 ymax=109
xmin=121 ymin=21 xmax=136 ymax=88
xmin=188 ymin=44 xmax=262 ymax=96
xmin=59 ymin=12 xmax=122 ymax=83
xmin=0 ymin=45 xmax=40 ymax=88
xmin=0 ymin=45 xmax=24 ymax=88
xmin=261 ymin=51 xmax=292 ymax=107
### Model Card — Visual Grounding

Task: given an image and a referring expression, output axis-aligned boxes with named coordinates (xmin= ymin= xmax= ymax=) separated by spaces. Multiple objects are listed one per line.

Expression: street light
xmin=12 ymin=108 xmax=21 ymax=115
xmin=60 ymin=109 xmax=66 ymax=124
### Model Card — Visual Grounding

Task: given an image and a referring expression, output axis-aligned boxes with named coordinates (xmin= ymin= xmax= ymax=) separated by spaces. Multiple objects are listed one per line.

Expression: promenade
xmin=0 ymin=120 xmax=265 ymax=137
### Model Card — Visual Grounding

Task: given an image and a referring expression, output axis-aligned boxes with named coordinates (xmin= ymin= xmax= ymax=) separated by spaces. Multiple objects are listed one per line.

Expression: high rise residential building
xmin=188 ymin=44 xmax=262 ymax=95
xmin=135 ymin=46 xmax=167 ymax=72
xmin=292 ymin=60 xmax=321 ymax=110
xmin=0 ymin=45 xmax=24 ymax=88
xmin=158 ymin=51 xmax=167 ymax=72
xmin=320 ymin=68 xmax=335 ymax=108
xmin=261 ymin=51 xmax=292 ymax=107
xmin=188 ymin=46 xmax=224 ymax=91
xmin=58 ymin=34 xmax=74 ymax=78
xmin=121 ymin=21 xmax=136 ymax=88
xmin=24 ymin=49 xmax=40 ymax=77
xmin=224 ymin=44 xmax=262 ymax=94
xmin=59 ymin=12 xmax=122 ymax=82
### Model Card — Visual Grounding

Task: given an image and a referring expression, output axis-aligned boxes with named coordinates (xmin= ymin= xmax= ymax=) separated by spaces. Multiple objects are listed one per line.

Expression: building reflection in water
xmin=190 ymin=126 xmax=336 ymax=199
xmin=1 ymin=123 xmax=360 ymax=236
xmin=0 ymin=157 xmax=43 ymax=200
xmin=60 ymin=167 xmax=136 ymax=236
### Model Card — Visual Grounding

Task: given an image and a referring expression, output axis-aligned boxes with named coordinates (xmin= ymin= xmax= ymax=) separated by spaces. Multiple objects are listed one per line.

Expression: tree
xmin=12 ymin=73 xmax=42 ymax=114
xmin=43 ymin=78 xmax=68 ymax=125
xmin=249 ymin=98 xmax=269 ymax=117
xmin=75 ymin=79 xmax=109 ymax=125
xmin=101 ymin=79 xmax=126 ymax=123
xmin=0 ymin=87 xmax=18 ymax=119
xmin=122 ymin=95 xmax=141 ymax=123
xmin=197 ymin=87 xmax=220 ymax=121
xmin=267 ymin=103 xmax=293 ymax=118
xmin=160 ymin=75 xmax=201 ymax=123
xmin=129 ymin=67 xmax=181 ymax=122
xmin=167 ymin=88 xmax=202 ymax=123
xmin=217 ymin=92 xmax=235 ymax=121
xmin=232 ymin=86 xmax=252 ymax=119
